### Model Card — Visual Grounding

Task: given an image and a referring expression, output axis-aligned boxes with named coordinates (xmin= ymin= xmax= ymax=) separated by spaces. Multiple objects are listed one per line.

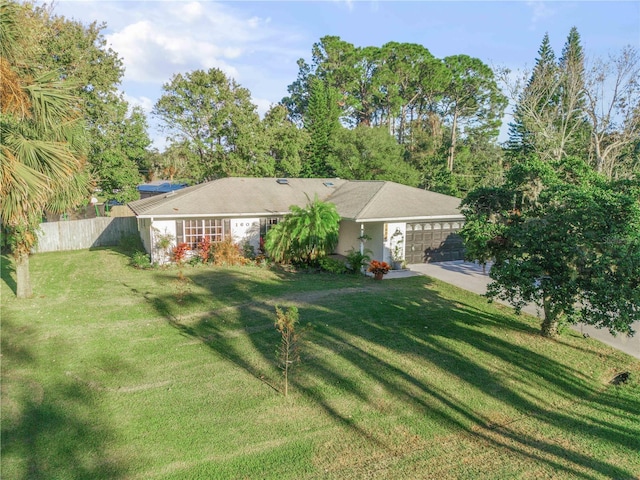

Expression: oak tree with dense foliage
xmin=461 ymin=157 xmax=640 ymax=337
xmin=153 ymin=68 xmax=269 ymax=179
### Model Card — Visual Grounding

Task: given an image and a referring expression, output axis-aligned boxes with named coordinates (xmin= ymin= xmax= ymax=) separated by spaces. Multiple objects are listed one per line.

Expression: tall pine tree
xmin=507 ymin=33 xmax=558 ymax=163
xmin=302 ymin=77 xmax=341 ymax=177
xmin=507 ymin=28 xmax=589 ymax=164
xmin=556 ymin=26 xmax=590 ymax=160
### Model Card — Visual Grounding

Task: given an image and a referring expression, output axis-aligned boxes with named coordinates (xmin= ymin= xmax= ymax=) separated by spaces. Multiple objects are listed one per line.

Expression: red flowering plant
xmin=197 ymin=236 xmax=213 ymax=263
xmin=172 ymin=242 xmax=190 ymax=265
xmin=367 ymin=260 xmax=391 ymax=276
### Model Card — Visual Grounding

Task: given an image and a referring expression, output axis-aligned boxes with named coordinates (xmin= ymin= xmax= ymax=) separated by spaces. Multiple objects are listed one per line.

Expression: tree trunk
xmin=541 ymin=292 xmax=561 ymax=337
xmin=447 ymin=109 xmax=458 ymax=172
xmin=16 ymin=252 xmax=33 ymax=298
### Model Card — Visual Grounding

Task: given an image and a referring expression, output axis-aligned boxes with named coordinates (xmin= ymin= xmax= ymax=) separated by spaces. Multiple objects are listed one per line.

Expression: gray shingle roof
xmin=128 ymin=177 xmax=463 ymax=221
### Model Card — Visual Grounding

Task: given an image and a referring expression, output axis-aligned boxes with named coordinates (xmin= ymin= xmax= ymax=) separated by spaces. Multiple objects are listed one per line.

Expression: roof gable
xmin=330 ymin=181 xmax=463 ymax=221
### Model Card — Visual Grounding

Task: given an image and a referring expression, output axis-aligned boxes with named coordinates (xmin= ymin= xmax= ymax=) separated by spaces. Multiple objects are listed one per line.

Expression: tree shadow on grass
xmin=1 ymin=316 xmax=127 ymax=480
xmin=139 ymin=267 xmax=640 ymax=478
xmin=1 ymin=253 xmax=17 ymax=295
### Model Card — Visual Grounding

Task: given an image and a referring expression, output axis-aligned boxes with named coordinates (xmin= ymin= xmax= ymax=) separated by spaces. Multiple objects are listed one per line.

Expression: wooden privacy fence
xmin=35 ymin=217 xmax=138 ymax=253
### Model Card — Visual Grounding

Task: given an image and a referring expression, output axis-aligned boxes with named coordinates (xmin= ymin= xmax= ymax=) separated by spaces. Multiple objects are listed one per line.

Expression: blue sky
xmin=51 ymin=1 xmax=640 ymax=149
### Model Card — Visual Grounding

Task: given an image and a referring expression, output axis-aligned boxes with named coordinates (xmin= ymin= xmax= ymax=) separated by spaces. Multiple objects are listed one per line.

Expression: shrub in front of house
xmin=211 ymin=236 xmax=249 ymax=266
xmin=345 ymin=248 xmax=372 ymax=274
xmin=318 ymin=256 xmax=348 ymax=274
xmin=172 ymin=242 xmax=190 ymax=264
xmin=130 ymin=251 xmax=152 ymax=269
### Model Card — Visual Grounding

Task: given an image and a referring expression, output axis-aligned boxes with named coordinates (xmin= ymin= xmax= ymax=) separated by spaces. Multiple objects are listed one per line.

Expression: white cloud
xmin=123 ymin=93 xmax=154 ymax=114
xmin=87 ymin=1 xmax=304 ymax=92
xmin=253 ymin=97 xmax=277 ymax=118
xmin=526 ymin=1 xmax=557 ymax=30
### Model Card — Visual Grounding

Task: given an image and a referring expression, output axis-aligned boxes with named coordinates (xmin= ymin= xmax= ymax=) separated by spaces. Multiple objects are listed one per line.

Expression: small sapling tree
xmin=275 ymin=306 xmax=300 ymax=397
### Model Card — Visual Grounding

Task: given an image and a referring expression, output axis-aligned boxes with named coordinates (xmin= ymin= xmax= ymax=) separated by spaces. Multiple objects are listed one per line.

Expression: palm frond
xmin=0 ymin=146 xmax=52 ymax=225
xmin=26 ymin=71 xmax=82 ymax=131
xmin=0 ymin=58 xmax=31 ymax=118
xmin=5 ymin=130 xmax=82 ymax=180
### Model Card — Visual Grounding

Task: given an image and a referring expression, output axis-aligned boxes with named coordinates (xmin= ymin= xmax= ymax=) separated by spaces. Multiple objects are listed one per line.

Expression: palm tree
xmin=265 ymin=195 xmax=340 ymax=265
xmin=1 ymin=0 xmax=90 ymax=297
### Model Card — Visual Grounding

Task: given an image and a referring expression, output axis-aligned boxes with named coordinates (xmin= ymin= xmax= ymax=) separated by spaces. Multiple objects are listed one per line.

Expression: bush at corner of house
xmin=345 ymin=248 xmax=372 ymax=274
xmin=318 ymin=256 xmax=348 ymax=274
xmin=130 ymin=251 xmax=152 ymax=269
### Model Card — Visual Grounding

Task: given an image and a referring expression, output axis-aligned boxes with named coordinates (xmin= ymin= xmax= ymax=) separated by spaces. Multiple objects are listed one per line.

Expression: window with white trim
xmin=179 ymin=219 xmax=225 ymax=249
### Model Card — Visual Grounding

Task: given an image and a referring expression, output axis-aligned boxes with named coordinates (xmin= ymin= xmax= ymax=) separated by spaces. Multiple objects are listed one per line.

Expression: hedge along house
xmin=127 ymin=177 xmax=466 ymax=265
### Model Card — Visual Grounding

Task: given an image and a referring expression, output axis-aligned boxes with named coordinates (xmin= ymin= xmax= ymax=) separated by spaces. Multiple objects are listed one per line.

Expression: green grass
xmin=1 ymin=248 xmax=639 ymax=479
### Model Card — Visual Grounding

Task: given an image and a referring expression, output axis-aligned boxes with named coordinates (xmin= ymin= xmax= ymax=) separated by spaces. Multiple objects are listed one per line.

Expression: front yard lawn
xmin=1 ymin=248 xmax=639 ymax=479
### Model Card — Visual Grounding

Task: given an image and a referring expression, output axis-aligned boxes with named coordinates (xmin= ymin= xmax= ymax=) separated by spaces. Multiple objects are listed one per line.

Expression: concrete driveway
xmin=389 ymin=261 xmax=640 ymax=360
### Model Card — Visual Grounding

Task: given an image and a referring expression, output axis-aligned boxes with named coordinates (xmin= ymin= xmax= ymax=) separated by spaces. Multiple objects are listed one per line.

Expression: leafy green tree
xmin=440 ymin=54 xmax=507 ymax=173
xmin=153 ymin=68 xmax=268 ymax=178
xmin=328 ymin=126 xmax=420 ymax=186
xmin=285 ymin=38 xmax=505 ymax=190
xmin=507 ymin=33 xmax=558 ymax=163
xmin=556 ymin=27 xmax=590 ymax=159
xmin=1 ymin=0 xmax=91 ymax=297
xmin=461 ymin=157 xmax=640 ymax=337
xmin=262 ymin=104 xmax=309 ymax=177
xmin=265 ymin=196 xmax=340 ymax=265
xmin=27 ymin=2 xmax=143 ymax=192
xmin=377 ymin=42 xmax=446 ymax=143
xmin=150 ymin=141 xmax=199 ymax=183
xmin=91 ymin=101 xmax=150 ymax=202
xmin=92 ymin=151 xmax=140 ymax=204
xmin=282 ymin=58 xmax=313 ymax=127
xmin=123 ymin=106 xmax=154 ymax=177
xmin=447 ymin=131 xmax=505 ymax=195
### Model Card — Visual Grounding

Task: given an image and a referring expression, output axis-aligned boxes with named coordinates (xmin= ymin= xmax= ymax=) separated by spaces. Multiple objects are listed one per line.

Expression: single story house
xmin=127 ymin=177 xmax=466 ymax=265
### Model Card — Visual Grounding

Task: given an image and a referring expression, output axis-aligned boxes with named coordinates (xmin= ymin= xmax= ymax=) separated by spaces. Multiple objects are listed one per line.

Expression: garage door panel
xmin=406 ymin=221 xmax=465 ymax=263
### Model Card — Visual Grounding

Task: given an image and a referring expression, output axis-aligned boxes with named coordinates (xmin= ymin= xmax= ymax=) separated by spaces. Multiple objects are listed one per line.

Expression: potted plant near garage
xmin=391 ymin=243 xmax=404 ymax=270
xmin=368 ymin=260 xmax=391 ymax=280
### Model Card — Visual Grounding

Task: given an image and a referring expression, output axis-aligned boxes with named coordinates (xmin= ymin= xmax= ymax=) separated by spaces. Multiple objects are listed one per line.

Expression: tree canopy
xmin=460 ymin=157 xmax=640 ymax=337
xmin=282 ymin=36 xmax=507 ymax=194
xmin=153 ymin=68 xmax=270 ymax=180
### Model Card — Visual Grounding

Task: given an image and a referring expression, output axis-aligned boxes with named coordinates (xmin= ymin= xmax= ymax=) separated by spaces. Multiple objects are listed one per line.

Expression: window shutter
xmin=176 ymin=220 xmax=184 ymax=243
xmin=224 ymin=219 xmax=230 ymax=239
xmin=259 ymin=218 xmax=266 ymax=236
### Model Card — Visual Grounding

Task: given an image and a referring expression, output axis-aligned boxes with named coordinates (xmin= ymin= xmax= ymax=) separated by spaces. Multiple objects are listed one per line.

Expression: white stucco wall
xmin=336 ymin=221 xmax=362 ymax=256
xmin=149 ymin=219 xmax=177 ymax=264
xmin=362 ymin=223 xmax=385 ymax=262
xmin=230 ymin=218 xmax=260 ymax=253
xmin=141 ymin=217 xmax=409 ymax=266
